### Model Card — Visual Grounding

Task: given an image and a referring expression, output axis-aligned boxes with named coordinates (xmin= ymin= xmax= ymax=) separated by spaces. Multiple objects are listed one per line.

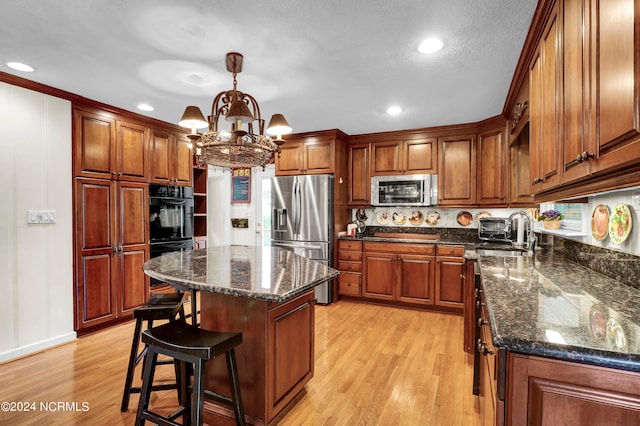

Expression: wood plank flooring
xmin=0 ymin=300 xmax=480 ymax=425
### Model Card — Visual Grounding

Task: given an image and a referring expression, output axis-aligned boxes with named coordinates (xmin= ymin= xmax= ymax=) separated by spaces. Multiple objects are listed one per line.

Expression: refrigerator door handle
xmin=293 ymin=176 xmax=301 ymax=239
xmin=273 ymin=242 xmax=323 ymax=250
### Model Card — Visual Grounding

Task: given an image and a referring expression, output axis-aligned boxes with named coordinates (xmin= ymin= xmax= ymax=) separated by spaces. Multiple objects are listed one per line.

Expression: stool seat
xmin=136 ymin=321 xmax=245 ymax=426
xmin=143 ymin=321 xmax=243 ymax=361
xmin=121 ymin=292 xmax=188 ymax=412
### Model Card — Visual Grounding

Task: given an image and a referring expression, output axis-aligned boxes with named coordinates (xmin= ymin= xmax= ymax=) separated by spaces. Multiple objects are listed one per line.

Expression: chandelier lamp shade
xmin=178 ymin=52 xmax=292 ymax=169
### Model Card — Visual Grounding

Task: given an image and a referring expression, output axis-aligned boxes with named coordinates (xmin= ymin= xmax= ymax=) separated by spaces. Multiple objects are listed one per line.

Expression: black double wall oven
xmin=149 ymin=184 xmax=194 ymax=287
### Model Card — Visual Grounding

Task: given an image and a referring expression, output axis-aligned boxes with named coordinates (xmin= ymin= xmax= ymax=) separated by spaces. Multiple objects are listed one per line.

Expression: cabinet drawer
xmin=338 ymin=240 xmax=362 ymax=251
xmin=364 ymin=242 xmax=435 ymax=255
xmin=338 ymin=251 xmax=362 ymax=262
xmin=338 ymin=273 xmax=361 ymax=296
xmin=338 ymin=261 xmax=362 ymax=273
xmin=436 ymin=245 xmax=465 ymax=257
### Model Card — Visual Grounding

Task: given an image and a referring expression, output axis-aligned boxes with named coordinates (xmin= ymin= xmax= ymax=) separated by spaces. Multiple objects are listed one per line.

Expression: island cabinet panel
xmin=506 ymin=353 xmax=640 ymax=426
xmin=200 ymin=290 xmax=315 ymax=425
xmin=149 ymin=128 xmax=193 ymax=185
xmin=74 ymin=178 xmax=149 ymax=332
xmin=347 ymin=143 xmax=370 ymax=206
xmin=437 ymin=134 xmax=477 ymax=206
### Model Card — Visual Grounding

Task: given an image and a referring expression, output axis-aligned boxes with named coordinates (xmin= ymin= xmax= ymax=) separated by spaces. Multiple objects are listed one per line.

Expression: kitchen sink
xmin=476 ymin=248 xmax=525 ymax=257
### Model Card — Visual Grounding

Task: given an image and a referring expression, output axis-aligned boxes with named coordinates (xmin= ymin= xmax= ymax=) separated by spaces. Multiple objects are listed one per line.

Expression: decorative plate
xmin=409 ymin=210 xmax=423 ymax=226
xmin=475 ymin=210 xmax=493 ymax=224
xmin=376 ymin=210 xmax=390 ymax=225
xmin=425 ymin=211 xmax=440 ymax=226
xmin=591 ymin=204 xmax=610 ymax=241
xmin=606 ymin=317 xmax=628 ymax=352
xmin=589 ymin=304 xmax=607 ymax=341
xmin=457 ymin=211 xmax=473 ymax=227
xmin=608 ymin=203 xmax=632 ymax=245
xmin=393 ymin=211 xmax=407 ymax=225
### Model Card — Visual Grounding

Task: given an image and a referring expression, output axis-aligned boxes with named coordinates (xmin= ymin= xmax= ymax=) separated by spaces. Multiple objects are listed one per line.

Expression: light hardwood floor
xmin=0 ymin=300 xmax=481 ymax=425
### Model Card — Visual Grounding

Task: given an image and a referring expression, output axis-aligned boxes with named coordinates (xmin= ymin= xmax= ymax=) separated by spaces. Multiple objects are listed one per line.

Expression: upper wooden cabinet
xmin=275 ymin=138 xmax=334 ymax=175
xmin=149 ymin=128 xmax=193 ymax=185
xmin=347 ymin=143 xmax=370 ymax=206
xmin=529 ymin=3 xmax=561 ymax=194
xmin=437 ymin=134 xmax=477 ymax=206
xmin=477 ymin=123 xmax=508 ymax=206
xmin=523 ymin=0 xmax=640 ymax=199
xmin=74 ymin=107 xmax=149 ymax=182
xmin=370 ymin=138 xmax=436 ymax=176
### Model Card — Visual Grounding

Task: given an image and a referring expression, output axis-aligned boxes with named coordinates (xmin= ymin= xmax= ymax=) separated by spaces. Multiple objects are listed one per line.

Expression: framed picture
xmin=231 ymin=168 xmax=251 ymax=203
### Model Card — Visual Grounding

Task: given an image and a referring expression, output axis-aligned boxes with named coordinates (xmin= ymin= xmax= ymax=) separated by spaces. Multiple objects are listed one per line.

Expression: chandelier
xmin=178 ymin=52 xmax=292 ymax=169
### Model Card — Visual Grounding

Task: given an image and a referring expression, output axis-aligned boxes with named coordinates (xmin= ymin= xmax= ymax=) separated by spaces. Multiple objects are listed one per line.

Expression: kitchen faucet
xmin=509 ymin=210 xmax=537 ymax=254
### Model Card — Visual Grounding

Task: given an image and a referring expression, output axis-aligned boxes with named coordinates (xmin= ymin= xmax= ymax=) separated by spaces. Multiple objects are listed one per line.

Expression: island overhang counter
xmin=143 ymin=245 xmax=339 ymax=425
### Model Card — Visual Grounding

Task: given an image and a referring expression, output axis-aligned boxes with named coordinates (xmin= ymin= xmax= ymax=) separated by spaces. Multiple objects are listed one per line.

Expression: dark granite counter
xmin=477 ymin=248 xmax=640 ymax=372
xmin=143 ymin=245 xmax=339 ymax=302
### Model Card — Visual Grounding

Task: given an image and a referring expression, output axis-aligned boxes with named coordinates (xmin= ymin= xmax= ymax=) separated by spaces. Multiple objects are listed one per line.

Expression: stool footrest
xmin=140 ymin=410 xmax=182 ymax=426
xmin=204 ymin=388 xmax=234 ymax=407
xmin=130 ymin=383 xmax=178 ymax=394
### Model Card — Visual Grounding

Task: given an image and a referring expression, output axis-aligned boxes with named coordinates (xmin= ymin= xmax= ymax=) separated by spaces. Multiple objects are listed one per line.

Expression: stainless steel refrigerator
xmin=271 ymin=174 xmax=333 ymax=304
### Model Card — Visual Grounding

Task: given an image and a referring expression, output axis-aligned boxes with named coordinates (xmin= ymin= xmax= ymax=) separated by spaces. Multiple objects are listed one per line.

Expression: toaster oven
xmin=478 ymin=217 xmax=512 ymax=242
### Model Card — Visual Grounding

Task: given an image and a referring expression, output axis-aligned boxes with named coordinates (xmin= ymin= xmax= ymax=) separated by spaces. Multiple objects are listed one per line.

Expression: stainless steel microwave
xmin=371 ymin=174 xmax=437 ymax=207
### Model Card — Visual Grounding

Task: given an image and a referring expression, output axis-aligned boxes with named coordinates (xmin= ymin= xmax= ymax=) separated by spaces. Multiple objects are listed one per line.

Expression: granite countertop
xmin=478 ymin=248 xmax=640 ymax=372
xmin=143 ymin=245 xmax=340 ymax=302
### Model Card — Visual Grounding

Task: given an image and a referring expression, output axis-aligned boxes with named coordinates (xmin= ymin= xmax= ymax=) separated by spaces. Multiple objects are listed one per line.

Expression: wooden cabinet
xmin=200 ymin=290 xmax=315 ymax=424
xmin=74 ymin=178 xmax=148 ymax=332
xmin=149 ymin=128 xmax=193 ymax=185
xmin=507 ymin=353 xmax=640 ymax=426
xmin=337 ymin=240 xmax=363 ymax=296
xmin=370 ymin=138 xmax=436 ymax=176
xmin=477 ymin=125 xmax=508 ymax=206
xmin=437 ymin=134 xmax=477 ymax=206
xmin=434 ymin=245 xmax=465 ymax=309
xmin=193 ymin=167 xmax=208 ymax=247
xmin=73 ymin=108 xmax=149 ymax=182
xmin=529 ymin=3 xmax=561 ymax=194
xmin=463 ymin=258 xmax=476 ymax=354
xmin=275 ymin=139 xmax=334 ymax=175
xmin=362 ymin=242 xmax=435 ymax=305
xmin=509 ymin=124 xmax=536 ymax=206
xmin=478 ymin=299 xmax=500 ymax=426
xmin=347 ymin=143 xmax=370 ymax=206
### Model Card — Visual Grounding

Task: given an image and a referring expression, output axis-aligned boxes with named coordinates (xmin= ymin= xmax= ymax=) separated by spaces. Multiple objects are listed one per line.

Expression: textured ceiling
xmin=0 ymin=0 xmax=538 ymax=135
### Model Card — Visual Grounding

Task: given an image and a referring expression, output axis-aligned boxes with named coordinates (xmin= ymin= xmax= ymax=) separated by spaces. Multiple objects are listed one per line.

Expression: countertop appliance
xmin=271 ymin=174 xmax=333 ymax=304
xmin=149 ymin=184 xmax=194 ymax=287
xmin=478 ymin=217 xmax=511 ymax=242
xmin=371 ymin=174 xmax=437 ymax=207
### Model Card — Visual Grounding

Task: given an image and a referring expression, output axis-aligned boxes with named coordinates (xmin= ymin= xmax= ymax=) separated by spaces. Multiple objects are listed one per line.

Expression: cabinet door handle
xmin=477 ymin=339 xmax=494 ymax=356
xmin=478 ymin=317 xmax=488 ymax=327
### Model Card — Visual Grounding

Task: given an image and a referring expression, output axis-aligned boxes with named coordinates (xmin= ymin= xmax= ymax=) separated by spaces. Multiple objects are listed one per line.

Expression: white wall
xmin=0 ymin=83 xmax=75 ymax=362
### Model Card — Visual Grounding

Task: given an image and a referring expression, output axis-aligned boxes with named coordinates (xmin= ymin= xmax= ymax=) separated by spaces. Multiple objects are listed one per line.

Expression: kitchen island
xmin=143 ymin=245 xmax=339 ymax=425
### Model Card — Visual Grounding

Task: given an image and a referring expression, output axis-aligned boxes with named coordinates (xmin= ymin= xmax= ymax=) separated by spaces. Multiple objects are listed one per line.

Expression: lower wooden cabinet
xmin=200 ymin=290 xmax=315 ymax=425
xmin=435 ymin=245 xmax=465 ymax=309
xmin=74 ymin=178 xmax=149 ymax=332
xmin=337 ymin=240 xmax=363 ymax=297
xmin=507 ymin=353 xmax=640 ymax=426
xmin=362 ymin=242 xmax=435 ymax=306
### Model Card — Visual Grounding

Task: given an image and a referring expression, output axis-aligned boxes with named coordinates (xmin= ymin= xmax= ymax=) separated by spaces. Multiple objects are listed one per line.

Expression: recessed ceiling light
xmin=386 ymin=106 xmax=402 ymax=115
xmin=418 ymin=38 xmax=444 ymax=54
xmin=137 ymin=103 xmax=154 ymax=111
xmin=6 ymin=62 xmax=35 ymax=72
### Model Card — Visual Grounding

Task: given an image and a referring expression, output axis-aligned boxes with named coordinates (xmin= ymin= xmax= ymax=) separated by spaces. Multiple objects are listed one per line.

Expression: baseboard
xmin=0 ymin=332 xmax=77 ymax=364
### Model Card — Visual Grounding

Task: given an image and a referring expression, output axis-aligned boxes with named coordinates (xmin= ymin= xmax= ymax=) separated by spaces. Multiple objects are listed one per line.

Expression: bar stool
xmin=135 ymin=321 xmax=245 ymax=426
xmin=121 ymin=292 xmax=188 ymax=411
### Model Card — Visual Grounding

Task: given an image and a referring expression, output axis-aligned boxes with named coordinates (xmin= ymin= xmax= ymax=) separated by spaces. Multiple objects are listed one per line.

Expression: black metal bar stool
xmin=135 ymin=321 xmax=245 ymax=426
xmin=121 ymin=292 xmax=188 ymax=411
